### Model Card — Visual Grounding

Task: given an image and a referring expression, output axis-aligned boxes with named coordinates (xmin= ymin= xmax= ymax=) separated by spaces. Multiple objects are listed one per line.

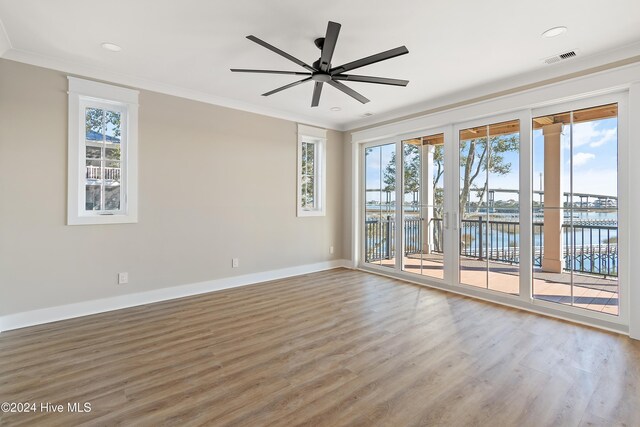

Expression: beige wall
xmin=0 ymin=59 xmax=345 ymax=316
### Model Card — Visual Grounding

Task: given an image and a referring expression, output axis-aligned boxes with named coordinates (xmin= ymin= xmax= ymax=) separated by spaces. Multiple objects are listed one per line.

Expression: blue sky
xmin=533 ymin=117 xmax=617 ymax=197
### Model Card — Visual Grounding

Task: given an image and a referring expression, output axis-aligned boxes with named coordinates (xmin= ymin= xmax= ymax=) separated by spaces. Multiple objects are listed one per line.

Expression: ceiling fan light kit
xmin=231 ymin=21 xmax=410 ymax=107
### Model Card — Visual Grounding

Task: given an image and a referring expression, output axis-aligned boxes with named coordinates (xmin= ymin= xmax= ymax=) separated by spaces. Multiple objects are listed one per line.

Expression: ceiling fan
xmin=231 ymin=21 xmax=409 ymax=107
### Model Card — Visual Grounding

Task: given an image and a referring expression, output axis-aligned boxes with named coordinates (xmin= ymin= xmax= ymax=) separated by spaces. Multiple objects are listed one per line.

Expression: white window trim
xmin=297 ymin=124 xmax=327 ymax=217
xmin=67 ymin=77 xmax=139 ymax=225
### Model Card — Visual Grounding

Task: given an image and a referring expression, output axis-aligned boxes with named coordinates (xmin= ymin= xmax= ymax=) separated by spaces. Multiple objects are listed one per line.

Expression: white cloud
xmin=589 ymin=128 xmax=616 ymax=148
xmin=566 ymin=121 xmax=616 ymax=149
xmin=572 ymin=152 xmax=595 ymax=167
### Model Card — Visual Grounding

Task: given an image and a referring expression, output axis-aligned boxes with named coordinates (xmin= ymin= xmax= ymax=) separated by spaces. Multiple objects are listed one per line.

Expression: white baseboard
xmin=0 ymin=259 xmax=350 ymax=333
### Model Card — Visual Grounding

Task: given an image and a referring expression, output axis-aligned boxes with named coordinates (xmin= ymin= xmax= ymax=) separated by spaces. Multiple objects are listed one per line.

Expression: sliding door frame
xmin=359 ymin=138 xmax=399 ymax=272
xmin=452 ymin=110 xmax=532 ymax=301
xmin=529 ymin=92 xmax=629 ymax=326
xmin=350 ymin=63 xmax=638 ymax=335
xmin=357 ymin=97 xmax=626 ymax=327
xmin=359 ymin=126 xmax=456 ymax=287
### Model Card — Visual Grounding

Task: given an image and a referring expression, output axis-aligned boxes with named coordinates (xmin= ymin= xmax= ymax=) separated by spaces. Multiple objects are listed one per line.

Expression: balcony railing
xmin=365 ymin=216 xmax=618 ymax=277
xmin=86 ymin=165 xmax=121 ymax=181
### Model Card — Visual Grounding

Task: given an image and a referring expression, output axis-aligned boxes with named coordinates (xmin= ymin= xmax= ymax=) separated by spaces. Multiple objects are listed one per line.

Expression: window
xmin=297 ymin=124 xmax=326 ymax=216
xmin=67 ymin=77 xmax=139 ymax=225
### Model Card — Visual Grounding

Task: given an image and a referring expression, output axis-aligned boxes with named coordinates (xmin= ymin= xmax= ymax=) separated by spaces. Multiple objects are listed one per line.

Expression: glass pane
xmin=86 ymin=146 xmax=101 ymax=159
xmin=104 ymin=161 xmax=120 ymax=182
xmin=301 ymin=175 xmax=314 ymax=209
xmin=306 ymin=142 xmax=315 ymax=173
xmin=301 ymin=142 xmax=308 ymax=173
xmin=105 ymin=146 xmax=121 ymax=161
xmin=300 ymin=142 xmax=316 ymax=210
xmin=402 ymin=134 xmax=445 ymax=280
xmin=487 ymin=120 xmax=520 ymax=296
xmin=86 ymin=160 xmax=101 ymax=181
xmin=459 ymin=120 xmax=520 ymax=295
xmin=379 ymin=144 xmax=396 ymax=269
xmin=365 ymin=146 xmax=382 ymax=264
xmin=301 ymin=179 xmax=307 ymax=208
xmin=85 ymin=185 xmax=101 ymax=210
xmin=532 ymin=103 xmax=618 ymax=315
xmin=459 ymin=126 xmax=488 ymax=289
xmin=105 ymin=110 xmax=121 ymax=144
xmin=105 ymin=184 xmax=121 ymax=211
xmin=85 ymin=108 xmax=104 ymax=142
xmin=402 ymin=140 xmax=422 ymax=274
xmin=364 ymin=143 xmax=396 ymax=269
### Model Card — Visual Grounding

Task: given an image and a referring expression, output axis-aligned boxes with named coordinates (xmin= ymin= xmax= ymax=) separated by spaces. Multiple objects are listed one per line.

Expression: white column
xmin=542 ymin=123 xmax=564 ymax=273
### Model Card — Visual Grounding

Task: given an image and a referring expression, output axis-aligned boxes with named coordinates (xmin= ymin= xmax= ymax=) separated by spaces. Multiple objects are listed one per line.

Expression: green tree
xmin=459 ymin=134 xmax=519 ymax=218
xmin=382 ymin=144 xmax=420 ymax=199
xmin=85 ymin=109 xmax=121 ymax=138
xmin=85 ymin=108 xmax=121 ymax=160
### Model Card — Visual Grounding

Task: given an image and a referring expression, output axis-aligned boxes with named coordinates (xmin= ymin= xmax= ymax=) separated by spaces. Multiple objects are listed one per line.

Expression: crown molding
xmin=3 ymin=39 xmax=640 ymax=134
xmin=0 ymin=48 xmax=342 ymax=131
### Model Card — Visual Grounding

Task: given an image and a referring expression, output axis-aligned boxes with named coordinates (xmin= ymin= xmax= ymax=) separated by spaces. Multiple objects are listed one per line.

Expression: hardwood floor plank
xmin=1 ymin=268 xmax=638 ymax=427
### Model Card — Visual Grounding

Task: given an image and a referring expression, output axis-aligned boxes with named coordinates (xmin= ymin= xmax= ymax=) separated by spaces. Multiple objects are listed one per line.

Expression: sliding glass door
xmin=401 ymin=134 xmax=446 ymax=280
xmin=458 ymin=119 xmax=521 ymax=295
xmin=532 ymin=103 xmax=619 ymax=315
xmin=363 ymin=143 xmax=397 ymax=269
xmin=358 ymin=94 xmax=625 ymax=325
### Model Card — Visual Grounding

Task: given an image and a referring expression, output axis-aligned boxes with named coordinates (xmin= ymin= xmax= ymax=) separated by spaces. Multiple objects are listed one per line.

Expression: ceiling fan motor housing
xmin=312 ymin=73 xmax=331 ymax=82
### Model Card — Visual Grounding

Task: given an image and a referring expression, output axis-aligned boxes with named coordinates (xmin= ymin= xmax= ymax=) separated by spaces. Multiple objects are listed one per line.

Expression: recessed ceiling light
xmin=363 ymin=112 xmax=374 ymax=117
xmin=330 ymin=107 xmax=342 ymax=112
xmin=541 ymin=26 xmax=567 ymax=38
xmin=101 ymin=42 xmax=122 ymax=52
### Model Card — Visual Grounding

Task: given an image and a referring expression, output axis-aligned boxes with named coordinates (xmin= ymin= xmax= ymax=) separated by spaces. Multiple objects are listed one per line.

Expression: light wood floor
xmin=1 ymin=268 xmax=639 ymax=426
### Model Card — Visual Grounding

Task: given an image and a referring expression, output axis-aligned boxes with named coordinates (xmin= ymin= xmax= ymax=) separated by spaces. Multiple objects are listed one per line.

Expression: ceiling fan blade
xmin=262 ymin=77 xmax=312 ymax=97
xmin=327 ymin=80 xmax=370 ymax=104
xmin=231 ymin=69 xmax=312 ymax=76
xmin=246 ymin=35 xmax=316 ymax=72
xmin=332 ymin=74 xmax=409 ymax=86
xmin=330 ymin=46 xmax=409 ymax=75
xmin=311 ymin=81 xmax=324 ymax=107
xmin=319 ymin=21 xmax=341 ymax=72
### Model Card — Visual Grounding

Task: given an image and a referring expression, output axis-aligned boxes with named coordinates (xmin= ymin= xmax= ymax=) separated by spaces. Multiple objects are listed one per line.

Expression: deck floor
xmin=369 ymin=255 xmax=619 ymax=315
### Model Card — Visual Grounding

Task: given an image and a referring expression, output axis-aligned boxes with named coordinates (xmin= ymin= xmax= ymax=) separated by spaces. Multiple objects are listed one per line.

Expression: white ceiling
xmin=1 ymin=0 xmax=640 ymax=130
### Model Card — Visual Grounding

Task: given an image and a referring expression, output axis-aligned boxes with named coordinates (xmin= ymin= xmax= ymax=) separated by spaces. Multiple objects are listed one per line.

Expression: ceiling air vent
xmin=543 ymin=49 xmax=579 ymax=65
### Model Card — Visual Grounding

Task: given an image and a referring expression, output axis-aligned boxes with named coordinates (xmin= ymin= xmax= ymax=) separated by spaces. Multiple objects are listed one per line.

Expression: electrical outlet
xmin=330 ymin=246 xmax=334 ymax=254
xmin=118 ymin=272 xmax=128 ymax=285
xmin=232 ymin=258 xmax=239 ymax=268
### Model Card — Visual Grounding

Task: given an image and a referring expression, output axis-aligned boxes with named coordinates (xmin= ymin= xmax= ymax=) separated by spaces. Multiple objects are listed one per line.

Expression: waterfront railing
xmin=365 ymin=216 xmax=618 ymax=277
